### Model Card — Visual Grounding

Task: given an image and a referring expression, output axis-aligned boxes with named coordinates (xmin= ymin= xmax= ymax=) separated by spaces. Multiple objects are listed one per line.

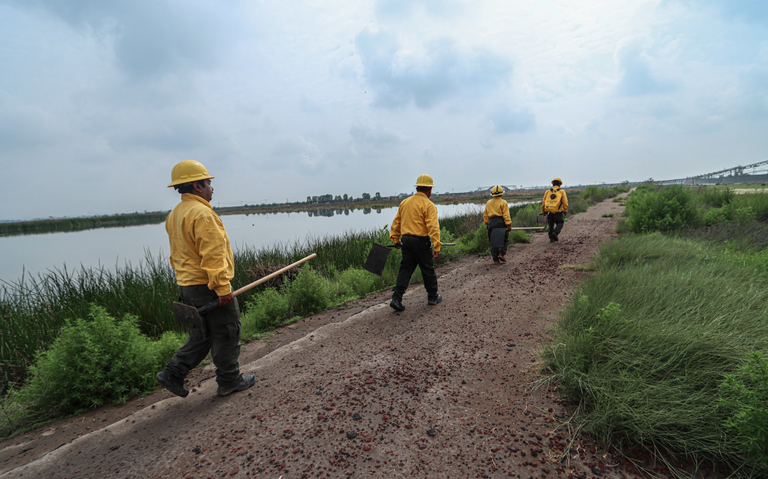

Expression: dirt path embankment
xmin=2 ymin=196 xmax=634 ymax=479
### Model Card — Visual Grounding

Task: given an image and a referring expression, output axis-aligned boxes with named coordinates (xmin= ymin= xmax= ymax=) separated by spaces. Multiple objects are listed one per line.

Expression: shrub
xmin=720 ymin=350 xmax=768 ymax=464
xmin=698 ymin=186 xmax=735 ymax=208
xmin=241 ymin=287 xmax=291 ymax=337
xmin=18 ymin=306 xmax=157 ymax=416
xmin=151 ymin=331 xmax=186 ymax=372
xmin=338 ymin=268 xmax=378 ymax=298
xmin=287 ymin=267 xmax=330 ymax=316
xmin=624 ymin=185 xmax=699 ymax=233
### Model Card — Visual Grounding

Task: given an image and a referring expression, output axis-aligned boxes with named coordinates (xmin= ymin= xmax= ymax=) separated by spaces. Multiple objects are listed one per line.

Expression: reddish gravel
xmin=2 ymin=195 xmax=656 ymax=479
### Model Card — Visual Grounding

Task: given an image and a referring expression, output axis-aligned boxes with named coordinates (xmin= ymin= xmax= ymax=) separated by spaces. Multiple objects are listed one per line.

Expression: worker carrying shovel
xmin=484 ymin=185 xmax=513 ymax=263
xmin=389 ymin=174 xmax=442 ymax=312
xmin=156 ymin=160 xmax=256 ymax=398
xmin=541 ymin=177 xmax=569 ymax=242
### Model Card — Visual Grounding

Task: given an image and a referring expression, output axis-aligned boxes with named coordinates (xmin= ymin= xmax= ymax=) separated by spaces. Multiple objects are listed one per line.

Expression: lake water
xmin=0 ymin=203 xmax=488 ymax=285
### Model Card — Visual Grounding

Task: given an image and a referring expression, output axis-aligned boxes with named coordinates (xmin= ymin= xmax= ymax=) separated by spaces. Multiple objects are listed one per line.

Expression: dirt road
xmin=2 ymin=196 xmax=639 ymax=479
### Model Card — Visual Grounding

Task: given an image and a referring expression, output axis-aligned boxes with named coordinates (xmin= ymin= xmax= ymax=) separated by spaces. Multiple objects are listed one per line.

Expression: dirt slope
xmin=2 ymin=196 xmax=643 ymax=479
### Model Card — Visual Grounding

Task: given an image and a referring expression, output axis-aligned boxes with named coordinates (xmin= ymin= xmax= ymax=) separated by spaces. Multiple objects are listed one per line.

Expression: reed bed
xmin=542 ymin=187 xmax=768 ymax=476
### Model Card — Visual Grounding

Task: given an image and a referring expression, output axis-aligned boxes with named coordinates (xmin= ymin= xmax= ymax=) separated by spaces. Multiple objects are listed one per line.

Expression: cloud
xmin=355 ymin=27 xmax=513 ymax=109
xmin=375 ymin=0 xmax=465 ymax=20
xmin=614 ymin=38 xmax=676 ymax=97
xmin=7 ymin=0 xmax=229 ymax=79
xmin=349 ymin=121 xmax=408 ymax=146
xmin=668 ymin=0 xmax=768 ymax=25
xmin=271 ymin=136 xmax=326 ymax=173
xmin=485 ymin=105 xmax=536 ymax=134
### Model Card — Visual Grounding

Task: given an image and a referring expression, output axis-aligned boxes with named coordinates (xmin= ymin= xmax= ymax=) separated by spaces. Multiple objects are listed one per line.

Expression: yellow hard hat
xmin=414 ymin=174 xmax=434 ymax=187
xmin=168 ymin=160 xmax=214 ymax=187
xmin=552 ymin=177 xmax=562 ymax=185
xmin=491 ymin=185 xmax=504 ymax=196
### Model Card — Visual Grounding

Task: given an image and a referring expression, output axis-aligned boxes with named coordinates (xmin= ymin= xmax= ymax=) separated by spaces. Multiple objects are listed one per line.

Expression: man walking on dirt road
xmin=156 ymin=160 xmax=255 ymax=398
xmin=389 ymin=174 xmax=442 ymax=312
xmin=484 ymin=185 xmax=513 ymax=263
xmin=542 ymin=177 xmax=569 ymax=242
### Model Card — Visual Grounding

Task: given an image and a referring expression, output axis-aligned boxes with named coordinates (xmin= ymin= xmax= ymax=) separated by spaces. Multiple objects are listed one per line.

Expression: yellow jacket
xmin=542 ymin=186 xmax=568 ymax=214
xmin=390 ymin=192 xmax=442 ymax=252
xmin=483 ymin=196 xmax=512 ymax=226
xmin=166 ymin=194 xmax=235 ymax=296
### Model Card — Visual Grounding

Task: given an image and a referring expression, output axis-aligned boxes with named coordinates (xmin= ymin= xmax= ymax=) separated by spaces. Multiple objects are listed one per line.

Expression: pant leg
xmin=207 ymin=299 xmax=242 ymax=387
xmin=487 ymin=217 xmax=509 ymax=256
xmin=552 ymin=212 xmax=565 ymax=236
xmin=411 ymin=236 xmax=438 ymax=298
xmin=547 ymin=214 xmax=556 ymax=240
xmin=165 ymin=285 xmax=215 ymax=380
xmin=393 ymin=238 xmax=419 ymax=300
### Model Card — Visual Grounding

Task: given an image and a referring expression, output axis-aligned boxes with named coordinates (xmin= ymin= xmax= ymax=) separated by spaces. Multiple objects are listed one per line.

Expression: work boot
xmin=217 ymin=373 xmax=256 ymax=397
xmin=427 ymin=294 xmax=442 ymax=305
xmin=498 ymin=252 xmax=506 ymax=263
xmin=156 ymin=370 xmax=189 ymax=398
xmin=390 ymin=298 xmax=405 ymax=312
xmin=493 ymin=258 xmax=500 ymax=264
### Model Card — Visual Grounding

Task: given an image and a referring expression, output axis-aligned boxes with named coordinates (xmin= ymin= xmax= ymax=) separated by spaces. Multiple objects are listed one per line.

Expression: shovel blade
xmin=363 ymin=243 xmax=393 ymax=276
xmin=173 ymin=301 xmax=208 ymax=340
xmin=489 ymin=228 xmax=506 ymax=248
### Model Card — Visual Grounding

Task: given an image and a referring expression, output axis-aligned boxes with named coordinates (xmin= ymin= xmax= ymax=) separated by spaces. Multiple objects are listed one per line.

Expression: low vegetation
xmin=542 ymin=185 xmax=768 ymax=477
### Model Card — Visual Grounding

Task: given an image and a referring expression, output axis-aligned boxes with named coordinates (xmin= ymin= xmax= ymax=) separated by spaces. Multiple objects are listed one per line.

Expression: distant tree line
xmin=0 ymin=212 xmax=168 ymax=237
xmin=305 ymin=192 xmax=383 ymax=204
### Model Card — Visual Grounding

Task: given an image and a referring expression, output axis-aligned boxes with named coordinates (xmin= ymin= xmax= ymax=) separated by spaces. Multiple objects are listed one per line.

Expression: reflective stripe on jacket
xmin=390 ymin=192 xmax=442 ymax=252
xmin=483 ymin=196 xmax=512 ymax=226
xmin=541 ymin=186 xmax=568 ymax=214
xmin=166 ymin=193 xmax=235 ymax=296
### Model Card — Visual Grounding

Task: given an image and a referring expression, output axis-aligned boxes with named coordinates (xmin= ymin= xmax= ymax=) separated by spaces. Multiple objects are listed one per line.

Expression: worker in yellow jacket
xmin=389 ymin=174 xmax=442 ymax=311
xmin=541 ymin=177 xmax=569 ymax=242
xmin=483 ymin=185 xmax=513 ymax=263
xmin=156 ymin=160 xmax=255 ymax=398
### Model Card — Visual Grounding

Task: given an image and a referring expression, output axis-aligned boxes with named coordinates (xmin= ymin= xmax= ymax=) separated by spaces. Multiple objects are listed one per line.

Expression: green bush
xmin=720 ymin=350 xmax=768 ymax=464
xmin=241 ymin=287 xmax=291 ymax=338
xmin=287 ymin=267 xmax=330 ymax=316
xmin=338 ymin=268 xmax=378 ymax=298
xmin=624 ymin=185 xmax=699 ymax=233
xmin=457 ymin=223 xmax=488 ymax=254
xmin=698 ymin=186 xmax=735 ymax=208
xmin=19 ymin=306 xmax=157 ymax=416
xmin=152 ymin=331 xmax=186 ymax=371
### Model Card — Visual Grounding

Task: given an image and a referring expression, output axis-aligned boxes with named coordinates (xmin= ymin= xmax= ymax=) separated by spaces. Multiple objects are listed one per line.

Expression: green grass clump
xmin=720 ymin=350 xmax=768 ymax=464
xmin=541 ymin=234 xmax=768 ymax=474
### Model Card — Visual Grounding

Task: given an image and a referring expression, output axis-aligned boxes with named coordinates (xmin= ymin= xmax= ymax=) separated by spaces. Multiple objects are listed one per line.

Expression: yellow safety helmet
xmin=414 ymin=174 xmax=434 ymax=187
xmin=168 ymin=160 xmax=214 ymax=188
xmin=552 ymin=177 xmax=563 ymax=185
xmin=491 ymin=185 xmax=504 ymax=196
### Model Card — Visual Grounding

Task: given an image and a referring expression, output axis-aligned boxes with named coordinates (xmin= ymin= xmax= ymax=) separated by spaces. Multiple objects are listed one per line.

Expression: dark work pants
xmin=392 ymin=235 xmax=438 ymax=301
xmin=547 ymin=212 xmax=565 ymax=240
xmin=486 ymin=216 xmax=509 ymax=260
xmin=165 ymin=284 xmax=242 ymax=387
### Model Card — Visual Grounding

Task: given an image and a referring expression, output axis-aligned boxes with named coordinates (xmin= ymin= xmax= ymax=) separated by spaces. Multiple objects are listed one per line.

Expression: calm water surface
xmin=0 ymin=204 xmax=487 ymax=285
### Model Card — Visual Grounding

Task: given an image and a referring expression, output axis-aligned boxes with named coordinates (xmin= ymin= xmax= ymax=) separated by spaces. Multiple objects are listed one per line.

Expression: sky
xmin=1 ymin=0 xmax=767 ymax=221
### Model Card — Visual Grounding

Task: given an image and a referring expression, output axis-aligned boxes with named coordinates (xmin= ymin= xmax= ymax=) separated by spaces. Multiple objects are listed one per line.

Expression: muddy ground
xmin=2 ymin=195 xmax=673 ymax=479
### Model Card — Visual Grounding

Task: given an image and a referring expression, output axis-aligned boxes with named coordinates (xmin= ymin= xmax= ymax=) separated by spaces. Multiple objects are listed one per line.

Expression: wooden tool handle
xmin=198 ymin=253 xmax=317 ymax=314
xmin=232 ymin=253 xmax=317 ymax=297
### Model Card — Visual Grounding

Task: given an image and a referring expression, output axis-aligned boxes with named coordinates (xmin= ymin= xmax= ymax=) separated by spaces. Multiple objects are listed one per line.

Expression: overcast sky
xmin=1 ymin=0 xmax=767 ymax=221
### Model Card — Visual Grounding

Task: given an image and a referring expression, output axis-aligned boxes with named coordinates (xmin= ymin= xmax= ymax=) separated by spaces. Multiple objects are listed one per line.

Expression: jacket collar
xmin=181 ymin=193 xmax=213 ymax=209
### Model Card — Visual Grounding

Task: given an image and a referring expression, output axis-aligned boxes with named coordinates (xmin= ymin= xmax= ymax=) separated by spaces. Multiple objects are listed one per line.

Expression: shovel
xmin=363 ymin=242 xmax=456 ymax=276
xmin=173 ymin=253 xmax=317 ymax=339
